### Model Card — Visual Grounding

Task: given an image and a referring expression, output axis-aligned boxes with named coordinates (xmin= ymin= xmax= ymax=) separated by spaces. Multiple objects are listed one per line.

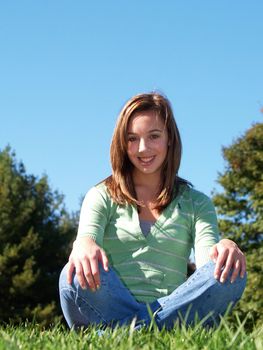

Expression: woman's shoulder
xmin=176 ymin=181 xmax=209 ymax=198
xmin=94 ymin=180 xmax=108 ymax=193
xmin=81 ymin=181 xmax=117 ymax=217
xmin=84 ymin=180 xmax=112 ymax=203
xmin=177 ymin=184 xmax=214 ymax=209
xmin=185 ymin=186 xmax=212 ymax=202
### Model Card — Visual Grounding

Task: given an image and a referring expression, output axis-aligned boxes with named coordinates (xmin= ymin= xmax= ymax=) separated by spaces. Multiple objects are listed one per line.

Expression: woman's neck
xmin=132 ymin=171 xmax=162 ymax=220
xmin=132 ymin=170 xmax=161 ymax=192
xmin=132 ymin=170 xmax=162 ymax=204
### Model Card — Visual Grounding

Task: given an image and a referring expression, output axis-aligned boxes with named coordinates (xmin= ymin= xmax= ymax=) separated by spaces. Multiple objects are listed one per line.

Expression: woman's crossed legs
xmin=59 ymin=261 xmax=246 ymax=330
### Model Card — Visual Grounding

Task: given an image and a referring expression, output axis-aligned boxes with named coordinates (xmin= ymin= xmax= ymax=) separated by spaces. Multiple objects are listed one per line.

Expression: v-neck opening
xmin=135 ymin=204 xmax=168 ymax=240
xmin=134 ymin=184 xmax=187 ymax=240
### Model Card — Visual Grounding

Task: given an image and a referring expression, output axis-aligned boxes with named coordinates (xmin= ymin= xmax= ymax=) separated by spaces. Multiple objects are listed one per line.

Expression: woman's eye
xmin=150 ymin=134 xmax=160 ymax=140
xmin=128 ymin=136 xmax=137 ymax=142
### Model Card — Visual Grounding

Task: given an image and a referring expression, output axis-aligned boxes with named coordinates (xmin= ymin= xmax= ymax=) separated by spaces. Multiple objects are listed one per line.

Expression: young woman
xmin=59 ymin=93 xmax=246 ymax=330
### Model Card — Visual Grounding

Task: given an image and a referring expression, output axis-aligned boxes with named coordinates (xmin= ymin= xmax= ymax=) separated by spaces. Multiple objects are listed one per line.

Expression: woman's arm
xmin=193 ymin=191 xmax=246 ymax=283
xmin=193 ymin=192 xmax=220 ymax=268
xmin=67 ymin=185 xmax=111 ymax=291
xmin=67 ymin=236 xmax=108 ymax=291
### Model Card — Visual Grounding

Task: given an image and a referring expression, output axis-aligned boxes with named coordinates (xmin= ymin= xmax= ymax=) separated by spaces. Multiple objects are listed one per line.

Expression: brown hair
xmin=104 ymin=92 xmax=190 ymax=211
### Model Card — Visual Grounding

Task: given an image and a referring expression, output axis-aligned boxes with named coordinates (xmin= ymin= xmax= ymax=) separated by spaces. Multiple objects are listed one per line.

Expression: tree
xmin=0 ymin=146 xmax=77 ymax=325
xmin=212 ymin=122 xmax=263 ymax=327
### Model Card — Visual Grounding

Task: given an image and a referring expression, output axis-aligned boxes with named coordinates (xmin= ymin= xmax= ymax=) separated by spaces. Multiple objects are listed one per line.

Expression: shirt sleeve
xmin=192 ymin=192 xmax=220 ymax=268
xmin=77 ymin=186 xmax=111 ymax=247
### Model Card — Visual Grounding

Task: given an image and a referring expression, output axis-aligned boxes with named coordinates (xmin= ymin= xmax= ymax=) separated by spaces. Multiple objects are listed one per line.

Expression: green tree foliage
xmin=0 ymin=146 xmax=77 ymax=325
xmin=212 ymin=122 xmax=263 ymax=327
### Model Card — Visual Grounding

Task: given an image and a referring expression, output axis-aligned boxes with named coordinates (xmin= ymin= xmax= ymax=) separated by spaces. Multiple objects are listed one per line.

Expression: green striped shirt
xmin=77 ymin=182 xmax=219 ymax=303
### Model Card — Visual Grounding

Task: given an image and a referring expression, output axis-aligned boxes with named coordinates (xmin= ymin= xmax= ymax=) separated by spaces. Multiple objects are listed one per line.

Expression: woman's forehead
xmin=128 ymin=110 xmax=165 ymax=131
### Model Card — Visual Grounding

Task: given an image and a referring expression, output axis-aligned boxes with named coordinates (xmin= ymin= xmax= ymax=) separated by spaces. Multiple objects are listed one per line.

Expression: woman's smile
xmin=138 ymin=156 xmax=155 ymax=165
xmin=127 ymin=110 xmax=168 ymax=178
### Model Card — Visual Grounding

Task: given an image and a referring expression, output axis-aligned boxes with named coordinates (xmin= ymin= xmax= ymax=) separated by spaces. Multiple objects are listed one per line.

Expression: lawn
xmin=0 ymin=316 xmax=262 ymax=350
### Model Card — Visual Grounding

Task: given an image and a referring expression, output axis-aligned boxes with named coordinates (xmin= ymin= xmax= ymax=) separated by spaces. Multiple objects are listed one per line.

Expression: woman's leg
xmin=59 ymin=263 xmax=155 ymax=329
xmin=59 ymin=260 xmax=246 ymax=330
xmin=152 ymin=261 xmax=247 ymax=330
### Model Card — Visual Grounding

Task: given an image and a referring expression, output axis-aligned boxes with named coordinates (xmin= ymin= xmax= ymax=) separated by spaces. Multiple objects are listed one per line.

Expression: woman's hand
xmin=209 ymin=238 xmax=246 ymax=283
xmin=67 ymin=236 xmax=109 ymax=291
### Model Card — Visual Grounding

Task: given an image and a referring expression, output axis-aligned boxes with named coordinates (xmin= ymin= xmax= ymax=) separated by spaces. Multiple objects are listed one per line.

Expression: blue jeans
xmin=59 ymin=261 xmax=246 ymax=330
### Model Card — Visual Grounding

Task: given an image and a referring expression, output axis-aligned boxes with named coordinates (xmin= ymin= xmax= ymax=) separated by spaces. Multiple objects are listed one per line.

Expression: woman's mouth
xmin=138 ymin=156 xmax=155 ymax=165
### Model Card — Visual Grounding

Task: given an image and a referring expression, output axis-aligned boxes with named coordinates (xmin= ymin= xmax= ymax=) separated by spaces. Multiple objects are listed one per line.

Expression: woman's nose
xmin=138 ymin=138 xmax=147 ymax=152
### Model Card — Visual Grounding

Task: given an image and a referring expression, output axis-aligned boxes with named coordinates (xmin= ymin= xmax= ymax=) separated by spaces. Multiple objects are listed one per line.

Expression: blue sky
xmin=1 ymin=1 xmax=262 ymax=213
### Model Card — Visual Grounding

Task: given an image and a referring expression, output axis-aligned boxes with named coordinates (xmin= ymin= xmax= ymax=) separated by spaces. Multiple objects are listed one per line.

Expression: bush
xmin=0 ymin=146 xmax=77 ymax=325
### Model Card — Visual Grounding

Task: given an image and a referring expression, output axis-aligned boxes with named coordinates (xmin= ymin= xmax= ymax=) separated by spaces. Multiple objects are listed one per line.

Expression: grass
xmin=0 ymin=315 xmax=262 ymax=350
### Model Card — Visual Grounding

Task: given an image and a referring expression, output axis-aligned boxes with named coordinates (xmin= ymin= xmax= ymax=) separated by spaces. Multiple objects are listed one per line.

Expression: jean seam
xmin=60 ymin=287 xmax=108 ymax=324
xmin=160 ymin=274 xmax=217 ymax=308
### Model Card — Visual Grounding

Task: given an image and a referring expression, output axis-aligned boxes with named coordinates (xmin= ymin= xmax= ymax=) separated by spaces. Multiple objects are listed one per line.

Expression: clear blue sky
xmin=1 ymin=1 xmax=262 ymax=213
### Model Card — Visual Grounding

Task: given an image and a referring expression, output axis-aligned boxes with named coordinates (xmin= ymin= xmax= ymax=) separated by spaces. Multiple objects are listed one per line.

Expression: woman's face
xmin=126 ymin=110 xmax=169 ymax=179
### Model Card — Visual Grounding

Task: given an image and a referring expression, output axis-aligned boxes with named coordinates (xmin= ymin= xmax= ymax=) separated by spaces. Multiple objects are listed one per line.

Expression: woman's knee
xmin=223 ymin=271 xmax=247 ymax=302
xmin=59 ymin=263 xmax=88 ymax=295
xmin=59 ymin=263 xmax=70 ymax=291
xmin=201 ymin=261 xmax=247 ymax=304
xmin=194 ymin=261 xmax=246 ymax=301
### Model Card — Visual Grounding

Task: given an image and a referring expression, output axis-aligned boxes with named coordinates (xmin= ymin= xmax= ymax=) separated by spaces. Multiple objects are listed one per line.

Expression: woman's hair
xmin=105 ymin=92 xmax=190 ymax=211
